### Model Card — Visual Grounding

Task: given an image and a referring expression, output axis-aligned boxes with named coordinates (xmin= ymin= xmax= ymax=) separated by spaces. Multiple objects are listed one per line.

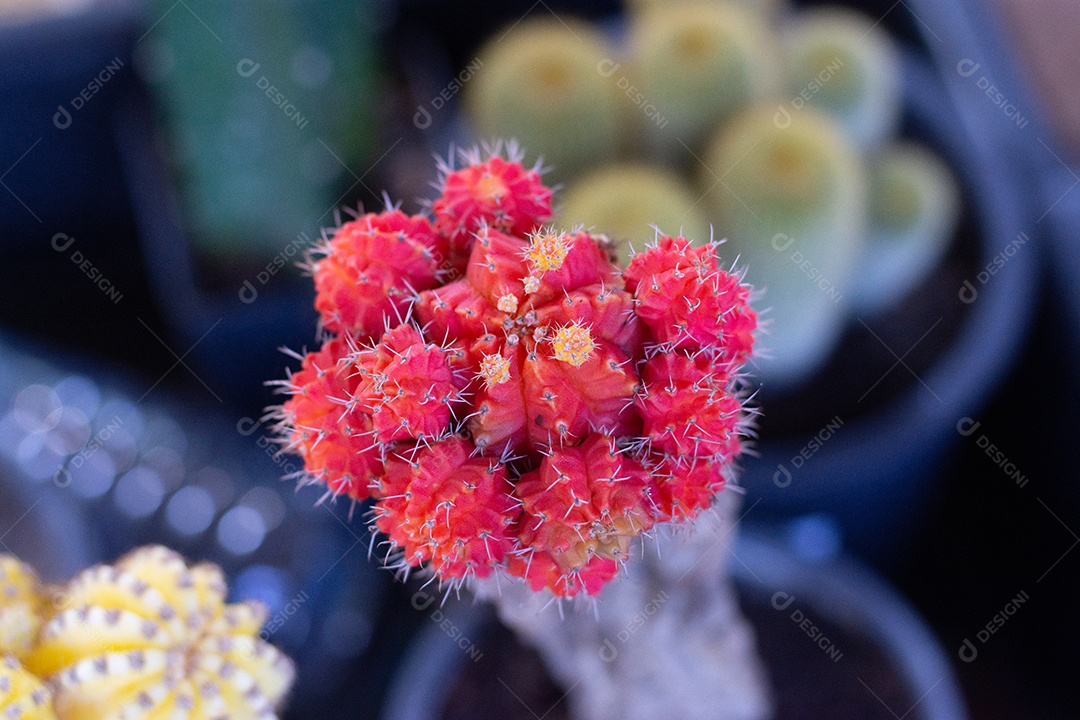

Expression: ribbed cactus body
xmin=629 ymin=2 xmax=782 ymax=158
xmin=780 ymin=8 xmax=901 ymax=151
xmin=854 ymin=143 xmax=961 ymax=315
xmin=703 ymin=107 xmax=864 ymax=385
xmin=22 ymin=547 xmax=294 ymax=720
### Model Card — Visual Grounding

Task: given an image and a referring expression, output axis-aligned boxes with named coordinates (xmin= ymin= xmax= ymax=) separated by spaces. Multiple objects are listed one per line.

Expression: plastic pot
xmin=0 ymin=332 xmax=389 ymax=718
xmin=381 ymin=529 xmax=968 ymax=720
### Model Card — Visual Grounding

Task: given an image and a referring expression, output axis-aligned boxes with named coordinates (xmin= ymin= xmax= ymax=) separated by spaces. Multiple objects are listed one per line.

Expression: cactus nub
xmin=780 ymin=7 xmax=901 ymax=151
xmin=628 ymin=2 xmax=782 ymax=158
xmin=557 ymin=164 xmax=709 ymax=266
xmin=702 ymin=107 xmax=864 ymax=385
xmin=466 ymin=19 xmax=623 ymax=182
xmin=853 ymin=142 xmax=961 ymax=315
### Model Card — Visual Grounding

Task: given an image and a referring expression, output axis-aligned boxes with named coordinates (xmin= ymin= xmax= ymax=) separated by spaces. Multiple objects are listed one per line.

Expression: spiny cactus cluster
xmin=476 ymin=5 xmax=958 ymax=387
xmin=0 ymin=547 xmax=294 ymax=720
xmin=272 ymin=146 xmax=756 ymax=597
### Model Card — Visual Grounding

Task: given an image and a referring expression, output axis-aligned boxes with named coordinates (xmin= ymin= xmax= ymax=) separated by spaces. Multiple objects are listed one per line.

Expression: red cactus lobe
xmin=508 ymin=434 xmax=653 ymax=596
xmin=375 ymin=436 xmax=518 ymax=582
xmin=433 ymin=154 xmax=552 ymax=272
xmin=354 ymin=325 xmax=465 ymax=445
xmin=313 ymin=211 xmax=445 ymax=336
xmin=281 ymin=337 xmax=383 ymax=502
xmin=624 ymin=235 xmax=756 ymax=364
xmin=635 ymin=353 xmax=743 ymax=459
xmin=645 ymin=454 xmax=728 ymax=523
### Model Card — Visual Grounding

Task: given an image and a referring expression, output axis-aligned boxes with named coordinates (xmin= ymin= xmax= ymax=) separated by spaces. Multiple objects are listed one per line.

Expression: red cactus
xmin=312 ymin=210 xmax=446 ymax=336
xmin=354 ymin=324 xmax=466 ymax=445
xmin=374 ymin=436 xmax=517 ymax=581
xmin=432 ymin=147 xmax=553 ymax=276
xmin=509 ymin=434 xmax=652 ymax=595
xmin=273 ymin=148 xmax=756 ymax=597
xmin=635 ymin=353 xmax=743 ymax=459
xmin=278 ymin=336 xmax=383 ymax=503
xmin=624 ymin=235 xmax=756 ymax=365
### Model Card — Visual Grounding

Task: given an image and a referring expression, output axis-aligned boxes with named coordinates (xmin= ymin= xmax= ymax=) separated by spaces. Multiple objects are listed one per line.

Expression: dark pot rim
xmin=380 ymin=529 xmax=968 ymax=720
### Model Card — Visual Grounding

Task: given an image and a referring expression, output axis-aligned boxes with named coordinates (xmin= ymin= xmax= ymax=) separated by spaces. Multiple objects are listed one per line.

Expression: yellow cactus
xmin=0 ymin=556 xmax=46 ymax=660
xmin=0 ymin=655 xmax=57 ymax=720
xmin=23 ymin=546 xmax=294 ymax=720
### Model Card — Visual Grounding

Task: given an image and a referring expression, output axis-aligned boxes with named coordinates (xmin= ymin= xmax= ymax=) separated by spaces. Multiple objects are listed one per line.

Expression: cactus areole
xmin=271 ymin=144 xmax=757 ymax=598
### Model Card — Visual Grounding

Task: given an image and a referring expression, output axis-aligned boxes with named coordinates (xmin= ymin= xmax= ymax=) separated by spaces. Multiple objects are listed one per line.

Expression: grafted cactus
xmin=272 ymin=146 xmax=757 ymax=598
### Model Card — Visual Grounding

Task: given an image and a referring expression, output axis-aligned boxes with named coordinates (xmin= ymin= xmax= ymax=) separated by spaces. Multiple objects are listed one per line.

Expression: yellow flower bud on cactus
xmin=0 ymin=655 xmax=57 ymax=720
xmin=0 ymin=556 xmax=46 ymax=660
xmin=24 ymin=546 xmax=295 ymax=720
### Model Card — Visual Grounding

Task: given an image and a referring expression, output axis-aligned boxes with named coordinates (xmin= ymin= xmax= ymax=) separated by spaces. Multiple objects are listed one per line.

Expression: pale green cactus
xmin=853 ymin=143 xmax=961 ymax=315
xmin=625 ymin=0 xmax=790 ymax=21
xmin=702 ymin=106 xmax=866 ymax=385
xmin=467 ymin=18 xmax=622 ymax=182
xmin=556 ymin=163 xmax=709 ymax=265
xmin=780 ymin=8 xmax=901 ymax=151
xmin=627 ymin=2 xmax=783 ymax=159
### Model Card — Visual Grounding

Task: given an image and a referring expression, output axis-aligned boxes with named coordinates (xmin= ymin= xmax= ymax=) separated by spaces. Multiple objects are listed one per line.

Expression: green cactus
xmin=853 ymin=143 xmax=961 ymax=315
xmin=556 ymin=164 xmax=709 ymax=265
xmin=780 ymin=7 xmax=901 ymax=151
xmin=627 ymin=2 xmax=782 ymax=160
xmin=702 ymin=106 xmax=866 ymax=385
xmin=467 ymin=18 xmax=622 ymax=183
xmin=625 ymin=0 xmax=790 ymax=21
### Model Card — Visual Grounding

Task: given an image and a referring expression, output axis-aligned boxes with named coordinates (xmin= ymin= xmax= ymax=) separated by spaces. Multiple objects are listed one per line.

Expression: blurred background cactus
xmin=703 ymin=106 xmax=865 ymax=385
xmin=853 ymin=143 xmax=961 ymax=316
xmin=467 ymin=18 xmax=622 ymax=184
xmin=627 ymin=2 xmax=781 ymax=161
xmin=556 ymin=164 xmax=708 ymax=264
xmin=779 ymin=7 xmax=901 ymax=151
xmin=461 ymin=1 xmax=957 ymax=389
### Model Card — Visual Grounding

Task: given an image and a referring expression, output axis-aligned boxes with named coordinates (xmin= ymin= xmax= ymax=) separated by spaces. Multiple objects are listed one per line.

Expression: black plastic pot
xmin=738 ymin=49 xmax=1039 ymax=562
xmin=381 ymin=530 xmax=968 ymax=720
